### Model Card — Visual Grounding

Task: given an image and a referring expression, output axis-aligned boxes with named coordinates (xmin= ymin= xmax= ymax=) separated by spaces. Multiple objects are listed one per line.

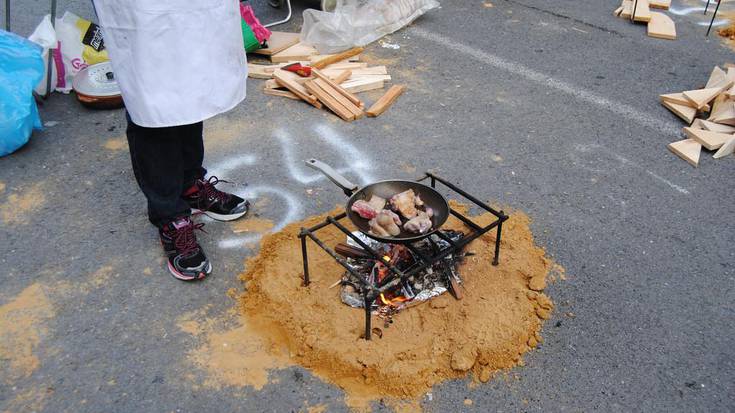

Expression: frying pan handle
xmin=304 ymin=159 xmax=358 ymax=195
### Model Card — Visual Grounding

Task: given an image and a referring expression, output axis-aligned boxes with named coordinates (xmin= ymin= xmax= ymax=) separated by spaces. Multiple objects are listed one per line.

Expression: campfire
xmin=337 ymin=230 xmax=469 ymax=319
xmin=298 ymin=172 xmax=509 ymax=340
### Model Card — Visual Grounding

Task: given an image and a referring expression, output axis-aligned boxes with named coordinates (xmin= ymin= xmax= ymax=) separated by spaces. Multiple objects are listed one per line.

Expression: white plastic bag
xmin=55 ymin=11 xmax=109 ymax=92
xmin=28 ymin=15 xmax=59 ymax=95
xmin=300 ymin=0 xmax=440 ymax=54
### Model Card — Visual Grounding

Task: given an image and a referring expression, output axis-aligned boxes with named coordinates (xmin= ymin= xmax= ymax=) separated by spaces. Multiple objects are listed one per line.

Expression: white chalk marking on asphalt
xmin=411 ymin=27 xmax=682 ymax=137
xmin=668 ymin=6 xmax=705 ymax=15
xmin=314 ymin=123 xmax=376 ymax=184
xmin=579 ymin=143 xmax=690 ymax=195
xmin=414 ymin=27 xmax=689 ymax=195
xmin=218 ymin=185 xmax=302 ymax=249
xmin=207 ymin=154 xmax=257 ymax=178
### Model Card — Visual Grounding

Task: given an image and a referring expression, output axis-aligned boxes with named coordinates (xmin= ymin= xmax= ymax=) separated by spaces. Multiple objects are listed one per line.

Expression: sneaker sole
xmin=192 ymin=208 xmax=248 ymax=222
xmin=167 ymin=261 xmax=212 ymax=281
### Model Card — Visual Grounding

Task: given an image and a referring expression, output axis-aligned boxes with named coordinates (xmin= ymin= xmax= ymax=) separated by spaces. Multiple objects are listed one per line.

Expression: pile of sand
xmin=239 ymin=202 xmax=557 ymax=407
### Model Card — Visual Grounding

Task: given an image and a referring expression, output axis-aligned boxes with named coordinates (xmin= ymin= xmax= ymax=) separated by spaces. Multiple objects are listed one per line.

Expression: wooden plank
xmin=668 ymin=139 xmax=701 ymax=167
xmin=631 ymin=0 xmax=652 ymax=22
xmin=304 ymin=79 xmax=355 ymax=121
xmin=263 ymin=88 xmax=300 ymax=100
xmin=270 ymin=42 xmax=319 ymax=63
xmin=683 ymin=127 xmax=731 ymax=150
xmin=273 ymin=69 xmax=321 ymax=108
xmin=341 ymin=78 xmax=385 ymax=93
xmin=312 ymin=68 xmax=363 ymax=107
xmin=614 ymin=5 xmax=624 ymax=16
xmin=705 ymin=66 xmax=727 ymax=88
xmin=309 ymin=54 xmax=361 ymax=65
xmin=366 ymin=85 xmax=407 ymax=117
xmin=713 ymin=136 xmax=735 ymax=158
xmin=312 ymin=47 xmax=365 ymax=69
xmin=649 ymin=0 xmax=670 ymax=9
xmin=322 ymin=62 xmax=368 ymax=70
xmin=683 ymin=87 xmax=723 ymax=110
xmin=313 ymin=78 xmax=364 ymax=118
xmin=322 ymin=66 xmax=388 ymax=76
xmin=660 ymin=93 xmax=709 ymax=111
xmin=248 ymin=63 xmax=283 ymax=79
xmin=252 ymin=32 xmax=300 ymax=56
xmin=662 ymin=100 xmax=696 ymax=124
xmin=697 ymin=119 xmax=735 ymax=133
xmin=332 ymin=70 xmax=352 ymax=84
xmin=647 ymin=12 xmax=676 ymax=40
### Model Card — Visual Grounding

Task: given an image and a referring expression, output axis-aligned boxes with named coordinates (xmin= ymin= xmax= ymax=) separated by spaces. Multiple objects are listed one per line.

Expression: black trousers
xmin=126 ymin=113 xmax=206 ymax=227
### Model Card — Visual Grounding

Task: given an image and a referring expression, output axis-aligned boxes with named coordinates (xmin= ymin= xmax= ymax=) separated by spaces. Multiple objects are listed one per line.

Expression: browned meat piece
xmin=376 ymin=211 xmax=401 ymax=236
xmin=404 ymin=211 xmax=432 ymax=234
xmin=390 ymin=189 xmax=418 ymax=219
xmin=369 ymin=210 xmax=401 ymax=237
xmin=367 ymin=195 xmax=386 ymax=211
xmin=351 ymin=199 xmax=378 ymax=219
xmin=381 ymin=209 xmax=402 ymax=226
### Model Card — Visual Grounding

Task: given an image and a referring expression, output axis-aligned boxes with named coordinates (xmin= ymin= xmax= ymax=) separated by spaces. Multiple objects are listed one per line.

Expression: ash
xmin=339 ymin=230 xmax=468 ymax=315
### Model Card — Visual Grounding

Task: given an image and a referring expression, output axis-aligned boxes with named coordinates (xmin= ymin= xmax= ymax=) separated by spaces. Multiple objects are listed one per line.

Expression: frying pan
xmin=305 ymin=159 xmax=450 ymax=243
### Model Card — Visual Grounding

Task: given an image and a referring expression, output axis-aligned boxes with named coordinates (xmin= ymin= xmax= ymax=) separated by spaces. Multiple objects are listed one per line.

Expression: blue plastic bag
xmin=0 ymin=29 xmax=44 ymax=157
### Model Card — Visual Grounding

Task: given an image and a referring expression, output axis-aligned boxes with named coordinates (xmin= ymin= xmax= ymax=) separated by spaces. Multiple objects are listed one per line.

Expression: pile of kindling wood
xmin=247 ymin=32 xmax=404 ymax=122
xmin=662 ymin=64 xmax=735 ymax=166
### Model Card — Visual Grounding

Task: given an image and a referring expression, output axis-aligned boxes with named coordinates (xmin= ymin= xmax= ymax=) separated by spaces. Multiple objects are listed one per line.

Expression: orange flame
xmin=379 ymin=293 xmax=410 ymax=306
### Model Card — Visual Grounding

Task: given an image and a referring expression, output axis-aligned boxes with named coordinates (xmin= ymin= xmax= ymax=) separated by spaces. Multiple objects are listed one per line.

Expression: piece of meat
xmin=414 ymin=194 xmax=424 ymax=206
xmin=403 ymin=211 xmax=433 ymax=234
xmin=425 ymin=207 xmax=434 ymax=218
xmin=390 ymin=189 xmax=418 ymax=219
xmin=368 ymin=218 xmax=391 ymax=237
xmin=376 ymin=211 xmax=401 ymax=236
xmin=351 ymin=200 xmax=377 ymax=219
xmin=366 ymin=195 xmax=386 ymax=211
xmin=381 ymin=209 xmax=402 ymax=226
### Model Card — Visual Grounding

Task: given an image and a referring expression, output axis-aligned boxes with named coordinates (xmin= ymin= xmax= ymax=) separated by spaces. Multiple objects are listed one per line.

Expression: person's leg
xmin=181 ymin=121 xmax=206 ymax=190
xmin=126 ymin=113 xmax=191 ymax=227
xmin=126 ymin=114 xmax=211 ymax=281
xmin=180 ymin=121 xmax=250 ymax=222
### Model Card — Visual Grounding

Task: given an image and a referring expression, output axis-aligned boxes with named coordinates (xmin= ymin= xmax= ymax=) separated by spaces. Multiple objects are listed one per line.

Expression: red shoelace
xmin=197 ymin=176 xmax=231 ymax=206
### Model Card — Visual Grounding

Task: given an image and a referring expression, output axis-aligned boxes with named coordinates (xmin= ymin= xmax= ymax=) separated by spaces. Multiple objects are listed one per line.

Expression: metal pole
xmin=630 ymin=0 xmax=638 ymax=22
xmin=363 ymin=291 xmax=372 ymax=340
xmin=44 ymin=0 xmax=58 ymax=98
xmin=706 ymin=0 xmax=721 ymax=37
xmin=704 ymin=0 xmax=711 ymax=14
xmin=5 ymin=0 xmax=9 ymax=31
xmin=300 ymin=231 xmax=310 ymax=286
xmin=492 ymin=219 xmax=503 ymax=266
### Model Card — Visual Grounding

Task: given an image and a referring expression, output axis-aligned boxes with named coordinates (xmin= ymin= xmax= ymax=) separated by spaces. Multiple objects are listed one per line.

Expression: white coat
xmin=92 ymin=0 xmax=247 ymax=127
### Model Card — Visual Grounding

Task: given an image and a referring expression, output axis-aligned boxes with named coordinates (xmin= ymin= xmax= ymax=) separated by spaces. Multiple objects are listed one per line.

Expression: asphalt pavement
xmin=1 ymin=0 xmax=734 ymax=411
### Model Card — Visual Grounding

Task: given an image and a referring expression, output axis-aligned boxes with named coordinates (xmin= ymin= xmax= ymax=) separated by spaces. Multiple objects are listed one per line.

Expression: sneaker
xmin=182 ymin=176 xmax=249 ymax=222
xmin=159 ymin=217 xmax=212 ymax=281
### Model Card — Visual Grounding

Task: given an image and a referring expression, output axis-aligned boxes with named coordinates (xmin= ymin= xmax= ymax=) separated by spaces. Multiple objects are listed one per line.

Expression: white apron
xmin=93 ymin=0 xmax=247 ymax=127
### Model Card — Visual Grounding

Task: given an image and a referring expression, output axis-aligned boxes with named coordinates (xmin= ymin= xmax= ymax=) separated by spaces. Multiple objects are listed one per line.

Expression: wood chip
xmin=705 ymin=66 xmax=727 ymax=89
xmin=649 ymin=0 xmax=670 ymax=9
xmin=668 ymin=139 xmax=701 ymax=167
xmin=340 ymin=78 xmax=385 ymax=93
xmin=696 ymin=119 xmax=735 ymax=133
xmin=713 ymin=136 xmax=735 ymax=158
xmin=647 ymin=12 xmax=676 ymax=40
xmin=662 ymin=100 xmax=696 ymax=124
xmin=332 ymin=70 xmax=352 ymax=84
xmin=683 ymin=87 xmax=723 ymax=110
xmin=660 ymin=92 xmax=709 ymax=111
xmin=683 ymin=127 xmax=731 ymax=150
xmin=366 ymin=85 xmax=406 ymax=117
xmin=631 ymin=0 xmax=652 ymax=22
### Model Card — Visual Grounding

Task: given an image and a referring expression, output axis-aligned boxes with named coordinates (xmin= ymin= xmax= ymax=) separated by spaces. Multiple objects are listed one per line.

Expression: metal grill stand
xmin=298 ymin=172 xmax=509 ymax=340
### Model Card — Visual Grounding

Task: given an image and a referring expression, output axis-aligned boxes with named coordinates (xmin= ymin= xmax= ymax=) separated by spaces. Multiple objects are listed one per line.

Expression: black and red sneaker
xmin=159 ymin=217 xmax=212 ymax=281
xmin=182 ymin=176 xmax=249 ymax=222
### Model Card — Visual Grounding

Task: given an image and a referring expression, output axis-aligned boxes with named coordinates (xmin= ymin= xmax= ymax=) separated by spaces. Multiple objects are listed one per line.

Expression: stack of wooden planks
xmin=613 ymin=0 xmax=676 ymax=40
xmin=247 ymin=32 xmax=405 ymax=121
xmin=662 ymin=64 xmax=735 ymax=166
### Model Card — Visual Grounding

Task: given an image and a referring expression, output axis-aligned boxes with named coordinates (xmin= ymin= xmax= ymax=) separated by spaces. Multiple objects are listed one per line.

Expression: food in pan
xmin=360 ymin=189 xmax=435 ymax=237
xmin=369 ymin=210 xmax=402 ymax=236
